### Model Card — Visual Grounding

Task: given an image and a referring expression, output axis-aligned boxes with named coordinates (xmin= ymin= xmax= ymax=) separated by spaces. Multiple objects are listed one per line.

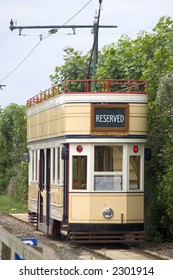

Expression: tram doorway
xmin=39 ymin=149 xmax=44 ymax=223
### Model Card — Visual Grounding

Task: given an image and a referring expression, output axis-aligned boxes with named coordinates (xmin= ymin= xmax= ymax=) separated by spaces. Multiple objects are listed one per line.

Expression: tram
xmin=27 ymin=79 xmax=148 ymax=243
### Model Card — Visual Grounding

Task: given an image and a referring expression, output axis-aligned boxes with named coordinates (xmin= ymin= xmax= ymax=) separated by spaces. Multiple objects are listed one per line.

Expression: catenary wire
xmin=0 ymin=31 xmax=10 ymax=49
xmin=0 ymin=0 xmax=94 ymax=83
xmin=0 ymin=41 xmax=41 ymax=83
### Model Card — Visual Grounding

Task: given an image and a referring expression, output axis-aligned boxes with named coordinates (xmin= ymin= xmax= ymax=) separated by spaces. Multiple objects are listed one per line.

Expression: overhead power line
xmin=61 ymin=0 xmax=94 ymax=26
xmin=0 ymin=41 xmax=41 ymax=84
xmin=9 ymin=0 xmax=117 ymax=78
xmin=0 ymin=0 xmax=95 ymax=84
xmin=0 ymin=31 xmax=10 ymax=49
xmin=1 ymin=0 xmax=117 ymax=84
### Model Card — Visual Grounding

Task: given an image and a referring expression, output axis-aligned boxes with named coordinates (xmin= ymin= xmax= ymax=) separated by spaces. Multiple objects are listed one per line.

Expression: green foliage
xmin=97 ymin=17 xmax=173 ymax=103
xmin=0 ymin=194 xmax=27 ymax=213
xmin=0 ymin=104 xmax=27 ymax=193
xmin=13 ymin=162 xmax=28 ymax=202
xmin=154 ymin=76 xmax=173 ymax=239
xmin=50 ymin=47 xmax=90 ymax=85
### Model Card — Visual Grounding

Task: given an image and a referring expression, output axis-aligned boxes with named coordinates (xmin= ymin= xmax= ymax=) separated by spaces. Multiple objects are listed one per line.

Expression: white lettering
xmin=96 ymin=115 xmax=100 ymax=122
xmin=114 ymin=115 xmax=125 ymax=122
xmin=110 ymin=115 xmax=114 ymax=122
xmin=95 ymin=114 xmax=125 ymax=123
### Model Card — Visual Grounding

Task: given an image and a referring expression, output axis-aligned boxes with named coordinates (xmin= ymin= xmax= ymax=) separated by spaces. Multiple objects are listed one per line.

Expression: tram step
xmin=28 ymin=211 xmax=37 ymax=224
xmin=60 ymin=222 xmax=69 ymax=236
xmin=69 ymin=231 xmax=145 ymax=244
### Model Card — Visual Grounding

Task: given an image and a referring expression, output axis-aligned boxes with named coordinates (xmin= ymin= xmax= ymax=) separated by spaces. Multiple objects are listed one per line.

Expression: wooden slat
xmin=69 ymin=231 xmax=145 ymax=244
xmin=0 ymin=225 xmax=46 ymax=260
xmin=69 ymin=231 xmax=145 ymax=235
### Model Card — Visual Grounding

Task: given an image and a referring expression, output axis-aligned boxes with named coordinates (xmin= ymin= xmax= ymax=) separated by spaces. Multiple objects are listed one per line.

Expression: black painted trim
xmin=68 ymin=223 xmax=144 ymax=232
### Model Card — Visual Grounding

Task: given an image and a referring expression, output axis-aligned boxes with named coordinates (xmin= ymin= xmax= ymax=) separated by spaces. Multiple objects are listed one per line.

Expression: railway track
xmin=83 ymin=244 xmax=165 ymax=260
xmin=0 ymin=212 xmax=170 ymax=260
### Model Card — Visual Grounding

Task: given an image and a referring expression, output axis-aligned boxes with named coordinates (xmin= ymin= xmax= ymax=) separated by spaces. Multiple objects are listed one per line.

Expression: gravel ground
xmin=0 ymin=212 xmax=105 ymax=260
xmin=0 ymin=212 xmax=173 ymax=260
xmin=138 ymin=242 xmax=173 ymax=259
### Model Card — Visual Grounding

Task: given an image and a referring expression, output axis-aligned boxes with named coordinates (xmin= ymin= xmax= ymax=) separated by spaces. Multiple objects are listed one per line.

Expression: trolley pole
xmin=93 ymin=13 xmax=99 ymax=76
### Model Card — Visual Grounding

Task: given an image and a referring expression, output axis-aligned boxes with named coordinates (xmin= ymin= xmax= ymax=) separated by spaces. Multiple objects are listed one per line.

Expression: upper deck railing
xmin=26 ymin=79 xmax=148 ymax=108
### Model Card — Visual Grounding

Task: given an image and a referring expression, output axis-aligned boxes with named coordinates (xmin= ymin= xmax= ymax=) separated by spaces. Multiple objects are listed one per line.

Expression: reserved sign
xmin=91 ymin=104 xmax=129 ymax=132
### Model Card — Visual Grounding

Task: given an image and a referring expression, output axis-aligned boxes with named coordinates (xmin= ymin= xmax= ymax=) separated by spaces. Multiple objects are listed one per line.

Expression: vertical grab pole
xmin=62 ymin=144 xmax=69 ymax=222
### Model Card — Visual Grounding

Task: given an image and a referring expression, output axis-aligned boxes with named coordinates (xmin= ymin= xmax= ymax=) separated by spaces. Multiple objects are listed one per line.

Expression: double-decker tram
xmin=27 ymin=79 xmax=148 ymax=243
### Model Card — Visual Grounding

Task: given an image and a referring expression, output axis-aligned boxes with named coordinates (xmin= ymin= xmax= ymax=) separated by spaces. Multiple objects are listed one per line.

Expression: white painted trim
xmin=27 ymin=93 xmax=148 ymax=117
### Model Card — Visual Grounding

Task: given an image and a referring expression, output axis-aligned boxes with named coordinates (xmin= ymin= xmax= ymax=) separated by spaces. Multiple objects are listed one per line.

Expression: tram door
xmin=39 ymin=149 xmax=44 ymax=223
xmin=39 ymin=149 xmax=51 ymax=228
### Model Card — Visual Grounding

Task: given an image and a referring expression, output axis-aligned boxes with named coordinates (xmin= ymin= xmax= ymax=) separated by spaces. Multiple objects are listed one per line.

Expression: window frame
xmin=51 ymin=146 xmax=61 ymax=185
xmin=128 ymin=155 xmax=142 ymax=191
xmin=72 ymin=155 xmax=87 ymax=190
xmin=93 ymin=145 xmax=123 ymax=192
xmin=31 ymin=149 xmax=38 ymax=182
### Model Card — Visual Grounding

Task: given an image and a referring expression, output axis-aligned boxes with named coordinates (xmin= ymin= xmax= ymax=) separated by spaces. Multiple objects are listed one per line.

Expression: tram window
xmin=72 ymin=156 xmax=87 ymax=190
xmin=32 ymin=150 xmax=34 ymax=181
xmin=94 ymin=146 xmax=123 ymax=191
xmin=31 ymin=150 xmax=38 ymax=182
xmin=95 ymin=146 xmax=113 ymax=171
xmin=94 ymin=175 xmax=123 ymax=191
xmin=52 ymin=148 xmax=56 ymax=183
xmin=129 ymin=156 xmax=141 ymax=190
xmin=52 ymin=147 xmax=60 ymax=184
xmin=94 ymin=146 xmax=122 ymax=172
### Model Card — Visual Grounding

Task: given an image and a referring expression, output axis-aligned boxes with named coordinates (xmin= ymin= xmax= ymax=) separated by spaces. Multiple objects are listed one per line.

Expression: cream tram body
xmin=27 ymin=80 xmax=148 ymax=240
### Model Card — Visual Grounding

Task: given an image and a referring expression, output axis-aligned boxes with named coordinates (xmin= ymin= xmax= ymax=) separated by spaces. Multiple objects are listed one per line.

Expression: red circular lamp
xmin=76 ymin=145 xmax=83 ymax=153
xmin=133 ymin=145 xmax=139 ymax=153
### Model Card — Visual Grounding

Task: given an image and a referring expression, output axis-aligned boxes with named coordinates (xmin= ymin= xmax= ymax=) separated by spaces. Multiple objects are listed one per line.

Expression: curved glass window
xmin=129 ymin=155 xmax=141 ymax=190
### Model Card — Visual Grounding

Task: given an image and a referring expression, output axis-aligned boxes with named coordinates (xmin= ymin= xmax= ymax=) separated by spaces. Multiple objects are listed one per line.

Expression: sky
xmin=0 ymin=0 xmax=173 ymax=108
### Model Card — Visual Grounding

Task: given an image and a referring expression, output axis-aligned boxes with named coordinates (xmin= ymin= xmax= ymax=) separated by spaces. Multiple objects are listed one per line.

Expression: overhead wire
xmin=0 ymin=30 xmax=10 ymax=49
xmin=61 ymin=0 xmax=93 ymax=26
xmin=0 ymin=0 xmax=94 ymax=84
xmin=0 ymin=0 xmax=161 ymax=85
xmin=0 ymin=41 xmax=41 ymax=83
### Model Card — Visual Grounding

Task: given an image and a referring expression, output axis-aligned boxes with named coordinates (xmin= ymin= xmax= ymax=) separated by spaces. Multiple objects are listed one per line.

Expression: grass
xmin=0 ymin=194 xmax=28 ymax=214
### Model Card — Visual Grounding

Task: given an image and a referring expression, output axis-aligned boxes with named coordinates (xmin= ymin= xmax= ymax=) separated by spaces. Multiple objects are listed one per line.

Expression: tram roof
xmin=26 ymin=79 xmax=148 ymax=108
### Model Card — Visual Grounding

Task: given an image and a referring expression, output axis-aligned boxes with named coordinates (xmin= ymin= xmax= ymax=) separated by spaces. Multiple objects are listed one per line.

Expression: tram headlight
xmin=103 ymin=208 xmax=114 ymax=219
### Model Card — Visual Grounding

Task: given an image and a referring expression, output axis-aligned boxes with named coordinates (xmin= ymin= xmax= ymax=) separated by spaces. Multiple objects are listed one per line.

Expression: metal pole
xmin=93 ymin=13 xmax=99 ymax=76
xmin=9 ymin=19 xmax=117 ymax=35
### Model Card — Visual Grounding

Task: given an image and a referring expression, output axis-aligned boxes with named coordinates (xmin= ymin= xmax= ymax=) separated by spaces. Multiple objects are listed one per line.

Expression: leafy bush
xmin=13 ymin=162 xmax=28 ymax=203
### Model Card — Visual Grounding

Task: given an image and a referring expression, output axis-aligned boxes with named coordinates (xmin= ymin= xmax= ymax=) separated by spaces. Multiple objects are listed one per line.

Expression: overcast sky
xmin=0 ymin=0 xmax=173 ymax=108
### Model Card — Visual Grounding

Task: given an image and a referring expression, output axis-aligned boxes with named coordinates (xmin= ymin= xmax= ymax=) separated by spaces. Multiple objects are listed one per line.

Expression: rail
xmin=0 ymin=225 xmax=46 ymax=260
xmin=26 ymin=79 xmax=148 ymax=108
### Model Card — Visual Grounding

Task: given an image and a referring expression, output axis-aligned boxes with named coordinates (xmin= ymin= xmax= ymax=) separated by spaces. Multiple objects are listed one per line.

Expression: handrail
xmin=26 ymin=79 xmax=148 ymax=108
xmin=0 ymin=225 xmax=46 ymax=260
